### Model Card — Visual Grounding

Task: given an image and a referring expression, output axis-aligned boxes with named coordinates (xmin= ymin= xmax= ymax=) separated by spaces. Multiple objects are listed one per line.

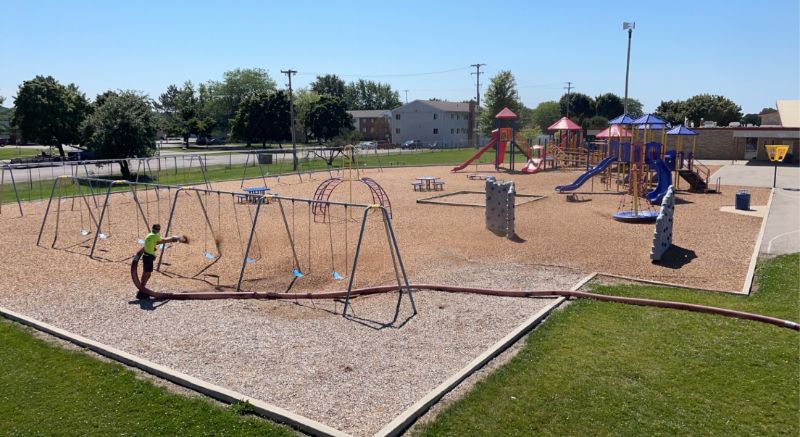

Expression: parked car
xmin=358 ymin=141 xmax=377 ymax=150
xmin=376 ymin=140 xmax=393 ymax=149
xmin=401 ymin=140 xmax=423 ymax=149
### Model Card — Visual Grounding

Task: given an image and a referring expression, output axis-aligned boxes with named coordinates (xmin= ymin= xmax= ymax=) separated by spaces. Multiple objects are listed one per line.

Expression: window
xmin=433 ymin=128 xmax=439 ymax=134
xmin=433 ymin=113 xmax=438 ymax=120
xmin=395 ymin=114 xmax=400 ymax=120
xmin=362 ymin=128 xmax=367 ymax=133
xmin=395 ymin=128 xmax=400 ymax=134
xmin=451 ymin=129 xmax=454 ymax=134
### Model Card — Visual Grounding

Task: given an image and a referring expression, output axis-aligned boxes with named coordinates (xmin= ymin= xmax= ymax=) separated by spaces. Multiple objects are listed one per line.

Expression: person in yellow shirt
xmin=137 ymin=224 xmax=186 ymax=300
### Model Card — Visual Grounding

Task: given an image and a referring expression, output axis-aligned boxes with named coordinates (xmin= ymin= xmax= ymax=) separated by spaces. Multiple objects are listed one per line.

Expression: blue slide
xmin=646 ymin=158 xmax=672 ymax=205
xmin=555 ymin=156 xmax=616 ymax=193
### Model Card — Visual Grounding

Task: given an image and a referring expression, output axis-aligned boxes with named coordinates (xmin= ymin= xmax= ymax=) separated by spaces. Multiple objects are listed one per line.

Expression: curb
xmin=742 ymin=187 xmax=775 ymax=294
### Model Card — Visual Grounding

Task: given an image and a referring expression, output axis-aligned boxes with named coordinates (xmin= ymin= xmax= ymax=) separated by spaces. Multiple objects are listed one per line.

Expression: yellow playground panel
xmin=765 ymin=145 xmax=789 ymax=162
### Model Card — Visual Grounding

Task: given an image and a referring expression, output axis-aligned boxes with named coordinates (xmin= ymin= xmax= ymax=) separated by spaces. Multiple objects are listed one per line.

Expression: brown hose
xmin=132 ymin=249 xmax=799 ymax=331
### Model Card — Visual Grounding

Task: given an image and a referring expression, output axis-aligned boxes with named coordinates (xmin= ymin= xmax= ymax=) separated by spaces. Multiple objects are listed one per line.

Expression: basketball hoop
xmin=765 ymin=145 xmax=789 ymax=163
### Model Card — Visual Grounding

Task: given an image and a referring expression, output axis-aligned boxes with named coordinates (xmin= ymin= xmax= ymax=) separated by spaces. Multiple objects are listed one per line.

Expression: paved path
xmin=760 ymin=188 xmax=800 ymax=256
xmin=710 ymin=162 xmax=800 ymax=189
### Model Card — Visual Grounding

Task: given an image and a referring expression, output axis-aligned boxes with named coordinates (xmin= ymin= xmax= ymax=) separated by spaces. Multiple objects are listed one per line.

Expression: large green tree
xmin=480 ymin=71 xmax=524 ymax=135
xmin=12 ymin=76 xmax=91 ymax=157
xmin=158 ymin=81 xmax=199 ymax=146
xmin=204 ymin=68 xmax=277 ymax=135
xmin=741 ymin=113 xmax=761 ymax=126
xmin=293 ymin=89 xmax=321 ymax=142
xmin=310 ymin=75 xmax=346 ymax=99
xmin=304 ymin=95 xmax=352 ymax=142
xmin=81 ymin=91 xmax=157 ymax=180
xmin=343 ymin=79 xmax=401 ymax=110
xmin=654 ymin=100 xmax=687 ymax=125
xmin=655 ymin=94 xmax=742 ymax=126
xmin=530 ymin=101 xmax=562 ymax=132
xmin=230 ymin=91 xmax=291 ymax=147
xmin=684 ymin=94 xmax=742 ymax=126
xmin=626 ymin=98 xmax=644 ymax=118
xmin=559 ymin=92 xmax=594 ymax=122
xmin=595 ymin=93 xmax=624 ymax=119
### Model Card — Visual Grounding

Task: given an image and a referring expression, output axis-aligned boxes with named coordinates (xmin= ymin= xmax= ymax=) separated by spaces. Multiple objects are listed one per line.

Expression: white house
xmin=390 ymin=100 xmax=475 ymax=147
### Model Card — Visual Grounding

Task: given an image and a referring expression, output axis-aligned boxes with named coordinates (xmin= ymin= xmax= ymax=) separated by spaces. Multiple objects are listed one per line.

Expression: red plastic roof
xmin=495 ymin=107 xmax=518 ymax=119
xmin=596 ymin=125 xmax=632 ymax=138
xmin=548 ymin=116 xmax=581 ymax=131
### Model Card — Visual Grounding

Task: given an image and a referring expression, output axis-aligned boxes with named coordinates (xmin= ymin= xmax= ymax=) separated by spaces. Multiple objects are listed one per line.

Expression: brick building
xmin=347 ymin=110 xmax=392 ymax=142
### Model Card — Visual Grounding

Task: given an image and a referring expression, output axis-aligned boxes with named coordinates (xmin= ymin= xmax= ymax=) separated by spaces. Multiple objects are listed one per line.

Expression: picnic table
xmin=238 ymin=186 xmax=270 ymax=203
xmin=412 ymin=176 xmax=445 ymax=191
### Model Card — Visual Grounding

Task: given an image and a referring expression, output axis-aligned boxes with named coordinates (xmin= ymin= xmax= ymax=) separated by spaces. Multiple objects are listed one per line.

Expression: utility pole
xmin=403 ymin=90 xmax=409 ymax=103
xmin=281 ymin=69 xmax=298 ymax=171
xmin=564 ymin=81 xmax=573 ymax=117
xmin=471 ymin=63 xmax=485 ymax=147
xmin=623 ymin=22 xmax=635 ymax=114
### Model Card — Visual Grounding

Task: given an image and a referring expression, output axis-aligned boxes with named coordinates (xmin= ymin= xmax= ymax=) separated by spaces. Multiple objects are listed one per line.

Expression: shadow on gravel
xmin=653 ymin=244 xmax=697 ymax=269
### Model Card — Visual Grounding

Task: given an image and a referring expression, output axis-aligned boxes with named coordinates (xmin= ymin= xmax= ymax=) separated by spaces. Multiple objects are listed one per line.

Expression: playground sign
xmin=765 ymin=145 xmax=789 ymax=162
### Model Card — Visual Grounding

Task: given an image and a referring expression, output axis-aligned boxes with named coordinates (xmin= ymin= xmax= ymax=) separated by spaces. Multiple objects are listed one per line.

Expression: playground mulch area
xmin=0 ymin=164 xmax=768 ymax=434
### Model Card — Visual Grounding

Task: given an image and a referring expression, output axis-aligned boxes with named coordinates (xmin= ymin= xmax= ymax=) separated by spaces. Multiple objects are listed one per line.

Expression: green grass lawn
xmin=0 ymin=147 xmax=42 ymax=160
xmin=0 ymin=320 xmax=295 ymax=435
xmin=416 ymin=253 xmax=800 ymax=436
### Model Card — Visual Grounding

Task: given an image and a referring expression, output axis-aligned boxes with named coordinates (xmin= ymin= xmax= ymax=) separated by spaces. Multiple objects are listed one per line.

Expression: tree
xmin=530 ymin=101 xmax=562 ymax=132
xmin=204 ymin=68 xmax=277 ymax=135
xmin=231 ymin=91 xmax=291 ymax=147
xmin=741 ymin=113 xmax=761 ymax=126
xmin=158 ymin=81 xmax=199 ymax=146
xmin=595 ymin=93 xmax=624 ymax=119
xmin=12 ymin=76 xmax=91 ymax=157
xmin=655 ymin=100 xmax=688 ymax=125
xmin=583 ymin=116 xmax=609 ymax=131
xmin=760 ymin=107 xmax=776 ymax=114
xmin=479 ymin=71 xmax=524 ymax=135
xmin=81 ymin=91 xmax=157 ymax=180
xmin=310 ymin=75 xmax=346 ymax=99
xmin=559 ymin=92 xmax=594 ymax=122
xmin=626 ymin=98 xmax=644 ymax=118
xmin=304 ymin=95 xmax=352 ymax=142
xmin=344 ymin=79 xmax=402 ymax=110
xmin=683 ymin=94 xmax=742 ymax=126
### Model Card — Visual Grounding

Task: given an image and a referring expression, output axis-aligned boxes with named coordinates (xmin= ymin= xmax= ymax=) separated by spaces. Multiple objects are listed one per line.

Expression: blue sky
xmin=2 ymin=0 xmax=798 ymax=114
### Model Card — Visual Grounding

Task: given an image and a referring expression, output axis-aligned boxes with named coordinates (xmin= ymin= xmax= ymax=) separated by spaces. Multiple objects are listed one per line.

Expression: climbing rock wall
xmin=485 ymin=177 xmax=516 ymax=239
xmin=650 ymin=186 xmax=675 ymax=262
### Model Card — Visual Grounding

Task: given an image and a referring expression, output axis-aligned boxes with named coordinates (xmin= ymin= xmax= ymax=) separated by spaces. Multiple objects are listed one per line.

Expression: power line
xmin=470 ymin=63 xmax=485 ymax=147
xmin=295 ymin=65 xmax=472 ymax=78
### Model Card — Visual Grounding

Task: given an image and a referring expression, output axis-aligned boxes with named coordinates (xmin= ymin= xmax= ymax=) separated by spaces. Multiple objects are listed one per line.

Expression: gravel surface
xmin=0 ymin=165 xmax=767 ymax=434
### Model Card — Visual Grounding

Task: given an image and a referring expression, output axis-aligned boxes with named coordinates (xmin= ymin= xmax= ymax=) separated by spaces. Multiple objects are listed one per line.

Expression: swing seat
xmin=80 ymin=229 xmax=90 ymax=236
xmin=292 ymin=269 xmax=304 ymax=278
xmin=332 ymin=271 xmax=344 ymax=280
xmin=203 ymin=251 xmax=217 ymax=260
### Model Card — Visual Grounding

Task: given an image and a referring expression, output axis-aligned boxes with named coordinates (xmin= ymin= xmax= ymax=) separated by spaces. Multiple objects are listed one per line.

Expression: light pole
xmin=623 ymin=22 xmax=635 ymax=114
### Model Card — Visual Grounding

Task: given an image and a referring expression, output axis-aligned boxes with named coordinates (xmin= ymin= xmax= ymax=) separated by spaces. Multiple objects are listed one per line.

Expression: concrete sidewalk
xmin=710 ymin=162 xmax=800 ymax=190
xmin=760 ymin=188 xmax=800 ymax=257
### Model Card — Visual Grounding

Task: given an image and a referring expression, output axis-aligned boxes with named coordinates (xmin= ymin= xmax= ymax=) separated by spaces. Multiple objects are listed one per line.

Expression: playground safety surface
xmin=0 ymin=164 xmax=769 ymax=434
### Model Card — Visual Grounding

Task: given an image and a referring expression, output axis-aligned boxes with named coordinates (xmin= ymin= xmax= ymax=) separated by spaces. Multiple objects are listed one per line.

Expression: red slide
xmin=520 ymin=157 xmax=545 ymax=174
xmin=451 ymin=131 xmax=500 ymax=172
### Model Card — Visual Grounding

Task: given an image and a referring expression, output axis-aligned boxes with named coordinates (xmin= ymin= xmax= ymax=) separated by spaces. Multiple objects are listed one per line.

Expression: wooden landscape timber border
xmin=416 ymin=190 xmax=546 ymax=208
xmin=0 ymin=306 xmax=351 ymax=437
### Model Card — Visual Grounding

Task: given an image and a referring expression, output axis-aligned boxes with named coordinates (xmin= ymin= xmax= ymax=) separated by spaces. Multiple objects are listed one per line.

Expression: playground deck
xmin=0 ymin=165 xmax=769 ymax=435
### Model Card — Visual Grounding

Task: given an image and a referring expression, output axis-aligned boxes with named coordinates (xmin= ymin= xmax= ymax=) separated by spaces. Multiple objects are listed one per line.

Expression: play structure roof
xmin=632 ymin=113 xmax=668 ymax=126
xmin=596 ymin=125 xmax=632 ymax=138
xmin=666 ymin=125 xmax=698 ymax=135
xmin=608 ymin=114 xmax=636 ymax=125
xmin=548 ymin=116 xmax=581 ymax=131
xmin=495 ymin=107 xmax=518 ymax=119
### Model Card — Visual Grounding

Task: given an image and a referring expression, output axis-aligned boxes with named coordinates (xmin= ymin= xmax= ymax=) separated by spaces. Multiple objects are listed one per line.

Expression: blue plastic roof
xmin=666 ymin=125 xmax=698 ymax=135
xmin=609 ymin=113 xmax=636 ymax=125
xmin=632 ymin=113 xmax=668 ymax=126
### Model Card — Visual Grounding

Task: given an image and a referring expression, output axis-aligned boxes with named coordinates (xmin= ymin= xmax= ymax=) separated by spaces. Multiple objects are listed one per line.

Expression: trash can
xmin=735 ymin=189 xmax=751 ymax=211
xmin=257 ymin=154 xmax=273 ymax=165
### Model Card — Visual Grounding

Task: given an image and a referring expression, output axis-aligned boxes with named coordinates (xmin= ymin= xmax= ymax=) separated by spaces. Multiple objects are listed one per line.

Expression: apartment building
xmin=390 ymin=100 xmax=475 ymax=147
